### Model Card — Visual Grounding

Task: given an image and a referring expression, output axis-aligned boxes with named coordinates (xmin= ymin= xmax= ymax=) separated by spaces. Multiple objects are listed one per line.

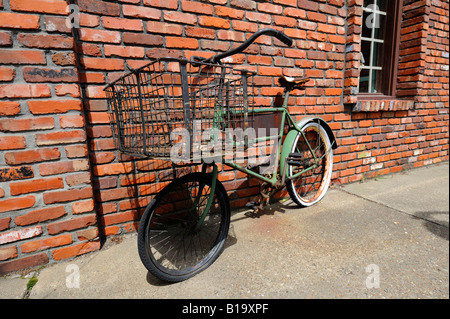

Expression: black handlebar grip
xmin=274 ymin=31 xmax=294 ymax=47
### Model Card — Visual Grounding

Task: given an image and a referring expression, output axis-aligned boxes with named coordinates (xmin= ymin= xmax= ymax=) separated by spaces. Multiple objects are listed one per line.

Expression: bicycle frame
xmin=193 ymin=88 xmax=328 ymax=227
xmin=221 ymin=89 xmax=317 ymax=187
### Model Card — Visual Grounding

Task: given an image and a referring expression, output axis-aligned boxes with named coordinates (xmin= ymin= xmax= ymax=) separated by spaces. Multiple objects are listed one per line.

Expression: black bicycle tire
xmin=286 ymin=122 xmax=333 ymax=207
xmin=137 ymin=172 xmax=230 ymax=282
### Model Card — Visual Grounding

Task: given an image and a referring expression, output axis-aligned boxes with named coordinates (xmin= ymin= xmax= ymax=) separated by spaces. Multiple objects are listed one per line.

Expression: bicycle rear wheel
xmin=138 ymin=172 xmax=230 ymax=282
xmin=286 ymin=122 xmax=333 ymax=207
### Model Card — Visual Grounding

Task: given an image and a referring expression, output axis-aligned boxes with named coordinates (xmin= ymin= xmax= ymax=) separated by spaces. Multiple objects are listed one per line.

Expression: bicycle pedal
xmin=286 ymin=152 xmax=304 ymax=166
xmin=288 ymin=152 xmax=302 ymax=158
xmin=245 ymin=201 xmax=259 ymax=209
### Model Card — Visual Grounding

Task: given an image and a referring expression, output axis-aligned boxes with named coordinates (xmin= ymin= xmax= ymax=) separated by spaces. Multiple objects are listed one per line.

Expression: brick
xmin=0 ymin=196 xmax=35 ymax=214
xmin=182 ymin=0 xmax=214 ymax=14
xmin=0 ymin=117 xmax=54 ymax=133
xmin=55 ymin=84 xmax=80 ymax=97
xmin=102 ymin=210 xmax=138 ymax=226
xmin=0 ymin=246 xmax=17 ymax=262
xmin=0 ymin=101 xmax=21 ymax=116
xmin=47 ymin=214 xmax=96 ymax=235
xmin=77 ymin=228 xmax=98 ymax=241
xmin=44 ymin=16 xmax=72 ymax=33
xmin=4 ymin=148 xmax=59 ymax=166
xmin=28 ymin=100 xmax=82 ymax=115
xmin=52 ymin=52 xmax=76 ymax=66
xmin=122 ymin=4 xmax=161 ymax=19
xmin=52 ymin=240 xmax=100 ymax=261
xmin=147 ymin=21 xmax=183 ymax=35
xmin=217 ymin=30 xmax=245 ymax=42
xmin=96 ymin=187 xmax=137 ymax=202
xmin=245 ymin=12 xmax=271 ymax=24
xmin=93 ymin=162 xmax=134 ymax=176
xmin=104 ymin=45 xmax=145 ymax=58
xmin=307 ymin=11 xmax=327 ymax=23
xmin=199 ymin=16 xmax=231 ymax=29
xmin=10 ymin=177 xmax=64 ymax=196
xmin=59 ymin=114 xmax=84 ymax=128
xmin=35 ymin=130 xmax=86 ymax=146
xmin=23 ymin=67 xmax=78 ymax=83
xmin=79 ymin=28 xmax=121 ymax=44
xmin=0 ymin=32 xmax=12 ymax=46
xmin=79 ymin=14 xmax=100 ymax=28
xmin=185 ymin=27 xmax=216 ymax=39
xmin=15 ymin=206 xmax=66 ymax=226
xmin=215 ymin=6 xmax=245 ymax=19
xmin=274 ymin=15 xmax=297 ymax=27
xmin=0 ymin=226 xmax=42 ymax=245
xmin=102 ymin=17 xmax=143 ymax=31
xmin=21 ymin=234 xmax=72 ymax=253
xmin=39 ymin=159 xmax=89 ymax=176
xmin=0 ymin=217 xmax=10 ymax=231
xmin=0 ymin=12 xmax=40 ymax=29
xmin=230 ymin=0 xmax=256 ymax=10
xmin=0 ymin=253 xmax=48 ymax=275
xmin=72 ymin=199 xmax=95 ymax=214
xmin=0 ymin=50 xmax=46 ymax=65
xmin=0 ymin=166 xmax=33 ymax=183
xmin=76 ymin=0 xmax=120 ymax=16
xmin=18 ymin=34 xmax=73 ymax=49
xmin=0 ymin=136 xmax=26 ymax=150
xmin=66 ymin=172 xmax=91 ymax=187
xmin=90 ymin=152 xmax=115 ymax=165
xmin=123 ymin=32 xmax=163 ymax=46
xmin=144 ymin=0 xmax=179 ymax=9
xmin=166 ymin=37 xmax=199 ymax=49
xmin=274 ymin=0 xmax=296 ymax=7
xmin=43 ymin=187 xmax=93 ymax=205
xmin=10 ymin=0 xmax=68 ymax=14
xmin=284 ymin=7 xmax=306 ymax=18
xmin=80 ymin=57 xmax=124 ymax=70
xmin=0 ymin=67 xmax=15 ymax=82
xmin=164 ymin=11 xmax=197 ymax=25
xmin=0 ymin=84 xmax=50 ymax=98
xmin=65 ymin=145 xmax=88 ymax=158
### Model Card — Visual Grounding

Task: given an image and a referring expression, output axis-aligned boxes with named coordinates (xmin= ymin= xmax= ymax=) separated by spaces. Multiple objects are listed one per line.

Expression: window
xmin=358 ymin=0 xmax=402 ymax=96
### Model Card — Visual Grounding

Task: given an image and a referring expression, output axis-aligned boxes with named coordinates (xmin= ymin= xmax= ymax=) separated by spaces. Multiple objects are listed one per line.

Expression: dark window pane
xmin=364 ymin=0 xmax=374 ymax=7
xmin=362 ymin=10 xmax=372 ymax=38
xmin=373 ymin=69 xmax=383 ymax=93
xmin=359 ymin=69 xmax=370 ymax=93
xmin=373 ymin=13 xmax=386 ymax=39
xmin=361 ymin=40 xmax=371 ymax=66
xmin=377 ymin=0 xmax=387 ymax=12
xmin=372 ymin=42 xmax=384 ymax=66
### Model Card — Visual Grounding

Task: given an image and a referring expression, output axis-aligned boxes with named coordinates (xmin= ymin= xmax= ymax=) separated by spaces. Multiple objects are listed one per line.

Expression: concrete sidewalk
xmin=1 ymin=162 xmax=448 ymax=299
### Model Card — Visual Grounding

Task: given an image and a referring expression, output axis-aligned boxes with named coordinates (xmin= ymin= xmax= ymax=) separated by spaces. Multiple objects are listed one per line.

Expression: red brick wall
xmin=0 ymin=0 xmax=448 ymax=274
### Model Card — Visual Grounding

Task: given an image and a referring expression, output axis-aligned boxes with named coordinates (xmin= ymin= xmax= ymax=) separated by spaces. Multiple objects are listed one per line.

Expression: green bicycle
xmin=105 ymin=28 xmax=337 ymax=282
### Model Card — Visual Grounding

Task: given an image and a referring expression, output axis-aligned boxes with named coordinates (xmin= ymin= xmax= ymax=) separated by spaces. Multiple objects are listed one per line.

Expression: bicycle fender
xmin=280 ymin=117 xmax=337 ymax=178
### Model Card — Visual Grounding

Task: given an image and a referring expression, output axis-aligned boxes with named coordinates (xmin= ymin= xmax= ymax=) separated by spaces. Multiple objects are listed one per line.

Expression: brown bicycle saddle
xmin=278 ymin=76 xmax=311 ymax=90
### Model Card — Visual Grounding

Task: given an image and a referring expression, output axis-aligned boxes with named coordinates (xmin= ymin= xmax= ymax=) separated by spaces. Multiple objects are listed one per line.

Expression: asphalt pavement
xmin=1 ymin=162 xmax=448 ymax=300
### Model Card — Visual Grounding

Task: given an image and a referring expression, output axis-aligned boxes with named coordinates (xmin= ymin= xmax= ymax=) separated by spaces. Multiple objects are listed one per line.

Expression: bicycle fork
xmin=190 ymin=163 xmax=218 ymax=231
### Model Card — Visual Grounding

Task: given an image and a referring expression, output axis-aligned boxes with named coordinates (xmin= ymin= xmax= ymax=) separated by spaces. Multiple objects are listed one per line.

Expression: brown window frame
xmin=358 ymin=0 xmax=403 ymax=100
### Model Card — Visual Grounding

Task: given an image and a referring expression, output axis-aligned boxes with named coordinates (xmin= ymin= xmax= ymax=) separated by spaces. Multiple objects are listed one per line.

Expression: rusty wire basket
xmin=104 ymin=58 xmax=255 ymax=161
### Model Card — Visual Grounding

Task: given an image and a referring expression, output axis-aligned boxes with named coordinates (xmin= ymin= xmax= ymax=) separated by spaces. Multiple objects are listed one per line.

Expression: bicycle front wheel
xmin=137 ymin=172 xmax=230 ymax=282
xmin=286 ymin=122 xmax=333 ymax=207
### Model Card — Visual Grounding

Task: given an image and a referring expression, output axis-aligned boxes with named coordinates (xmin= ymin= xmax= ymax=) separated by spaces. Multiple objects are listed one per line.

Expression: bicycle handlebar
xmin=194 ymin=28 xmax=293 ymax=64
